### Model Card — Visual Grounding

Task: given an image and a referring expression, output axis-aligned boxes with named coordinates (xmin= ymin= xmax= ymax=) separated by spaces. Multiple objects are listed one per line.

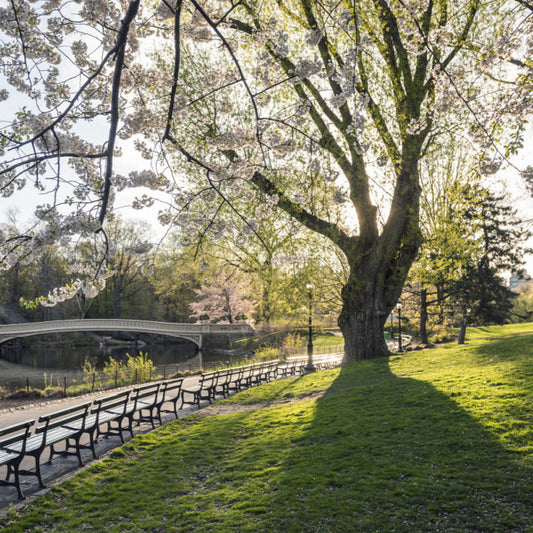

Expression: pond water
xmin=0 ymin=338 xmax=240 ymax=390
xmin=0 ymin=340 xmax=199 ymax=371
xmin=0 ymin=330 xmax=253 ymax=391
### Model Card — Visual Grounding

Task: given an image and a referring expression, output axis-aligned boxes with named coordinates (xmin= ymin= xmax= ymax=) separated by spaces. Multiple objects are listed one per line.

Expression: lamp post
xmin=305 ymin=283 xmax=316 ymax=372
xmin=397 ymin=302 xmax=403 ymax=353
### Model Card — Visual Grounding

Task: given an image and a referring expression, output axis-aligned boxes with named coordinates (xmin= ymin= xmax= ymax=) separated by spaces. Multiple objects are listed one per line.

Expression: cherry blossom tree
xmin=190 ymin=269 xmax=256 ymax=324
xmin=0 ymin=0 xmax=532 ymax=361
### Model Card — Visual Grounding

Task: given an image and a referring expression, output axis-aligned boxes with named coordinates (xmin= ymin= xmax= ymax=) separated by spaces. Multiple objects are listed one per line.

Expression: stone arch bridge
xmin=0 ymin=319 xmax=254 ymax=351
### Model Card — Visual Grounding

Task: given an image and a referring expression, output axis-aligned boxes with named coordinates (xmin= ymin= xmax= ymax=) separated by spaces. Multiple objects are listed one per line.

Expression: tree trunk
xmin=436 ymin=284 xmax=445 ymax=324
xmin=420 ymin=288 xmax=428 ymax=344
xmin=113 ymin=287 xmax=121 ymax=318
xmin=338 ymin=268 xmax=400 ymax=362
xmin=339 ymin=308 xmax=390 ymax=360
xmin=457 ymin=305 xmax=467 ymax=344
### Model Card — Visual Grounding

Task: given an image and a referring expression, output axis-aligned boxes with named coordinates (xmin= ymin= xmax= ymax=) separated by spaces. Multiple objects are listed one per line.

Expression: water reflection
xmin=0 ymin=340 xmax=199 ymax=370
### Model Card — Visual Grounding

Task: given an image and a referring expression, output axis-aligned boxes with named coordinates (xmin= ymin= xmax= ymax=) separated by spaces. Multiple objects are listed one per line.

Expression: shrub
xmin=102 ymin=352 xmax=156 ymax=387
xmin=124 ymin=352 xmax=155 ymax=383
xmin=252 ymin=345 xmax=280 ymax=362
xmin=81 ymin=358 xmax=102 ymax=391
xmin=281 ymin=332 xmax=305 ymax=358
xmin=428 ymin=324 xmax=455 ymax=344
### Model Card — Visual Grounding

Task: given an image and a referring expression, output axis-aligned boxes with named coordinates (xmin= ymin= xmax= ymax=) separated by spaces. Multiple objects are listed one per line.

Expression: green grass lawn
xmin=460 ymin=321 xmax=533 ymax=340
xmin=2 ymin=325 xmax=532 ymax=532
xmin=312 ymin=333 xmax=344 ymax=348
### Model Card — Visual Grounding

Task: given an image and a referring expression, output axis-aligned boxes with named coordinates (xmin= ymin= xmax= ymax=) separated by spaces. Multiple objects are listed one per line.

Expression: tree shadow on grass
xmin=262 ymin=358 xmax=533 ymax=532
xmin=3 ymin=355 xmax=531 ymax=533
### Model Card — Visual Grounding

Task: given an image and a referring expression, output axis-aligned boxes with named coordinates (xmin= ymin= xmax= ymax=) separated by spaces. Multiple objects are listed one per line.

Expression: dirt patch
xmin=193 ymin=390 xmax=328 ymax=418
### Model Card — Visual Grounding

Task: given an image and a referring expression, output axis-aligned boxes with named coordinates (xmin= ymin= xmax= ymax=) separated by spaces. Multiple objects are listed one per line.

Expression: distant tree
xmin=106 ymin=219 xmax=153 ymax=318
xmin=190 ymin=269 xmax=256 ymax=324
xmin=511 ymin=282 xmax=533 ymax=322
xmin=79 ymin=217 xmax=153 ymax=318
xmin=151 ymin=241 xmax=203 ymax=322
xmin=445 ymin=184 xmax=530 ymax=342
xmin=407 ymin=146 xmax=478 ymax=343
xmin=409 ymin=176 xmax=530 ymax=343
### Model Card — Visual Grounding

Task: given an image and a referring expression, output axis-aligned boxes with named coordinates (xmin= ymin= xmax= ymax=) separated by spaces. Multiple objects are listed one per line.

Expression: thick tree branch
xmin=163 ymin=0 xmax=183 ymax=141
xmin=99 ymin=0 xmax=141 ymax=226
xmin=250 ymin=170 xmax=355 ymax=253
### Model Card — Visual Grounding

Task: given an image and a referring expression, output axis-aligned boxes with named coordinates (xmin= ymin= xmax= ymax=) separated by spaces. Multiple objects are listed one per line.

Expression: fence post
xmin=134 ymin=368 xmax=138 ymax=384
xmin=114 ymin=367 xmax=118 ymax=388
xmin=63 ymin=376 xmax=67 ymax=396
xmin=26 ymin=377 xmax=30 ymax=394
xmin=92 ymin=373 xmax=96 ymax=392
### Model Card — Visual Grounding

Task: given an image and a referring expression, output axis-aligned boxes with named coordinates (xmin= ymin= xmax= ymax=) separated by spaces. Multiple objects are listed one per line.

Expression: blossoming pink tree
xmin=190 ymin=272 xmax=256 ymax=324
xmin=0 ymin=0 xmax=531 ymax=361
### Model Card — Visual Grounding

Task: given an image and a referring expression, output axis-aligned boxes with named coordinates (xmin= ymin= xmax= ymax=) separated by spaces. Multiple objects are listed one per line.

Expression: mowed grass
xmin=458 ymin=321 xmax=533 ymax=339
xmin=2 ymin=325 xmax=532 ymax=532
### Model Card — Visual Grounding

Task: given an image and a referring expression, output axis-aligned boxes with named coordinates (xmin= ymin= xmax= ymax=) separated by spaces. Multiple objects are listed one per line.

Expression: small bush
xmin=81 ymin=358 xmax=102 ymax=391
xmin=281 ymin=332 xmax=305 ymax=357
xmin=124 ymin=352 xmax=155 ymax=383
xmin=252 ymin=345 xmax=280 ymax=362
xmin=428 ymin=324 xmax=455 ymax=344
xmin=102 ymin=352 xmax=156 ymax=387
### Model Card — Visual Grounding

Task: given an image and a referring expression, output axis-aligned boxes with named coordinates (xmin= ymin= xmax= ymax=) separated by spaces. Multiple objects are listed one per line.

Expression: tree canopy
xmin=1 ymin=0 xmax=532 ymax=361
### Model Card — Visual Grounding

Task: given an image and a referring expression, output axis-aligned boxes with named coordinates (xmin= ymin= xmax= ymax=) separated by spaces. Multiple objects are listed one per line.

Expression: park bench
xmin=156 ymin=377 xmax=184 ymax=420
xmin=227 ymin=366 xmax=244 ymax=394
xmin=277 ymin=356 xmax=306 ymax=377
xmin=133 ymin=382 xmax=162 ymax=429
xmin=264 ymin=360 xmax=279 ymax=382
xmin=314 ymin=353 xmax=342 ymax=369
xmin=248 ymin=362 xmax=263 ymax=386
xmin=0 ymin=420 xmax=36 ymax=499
xmin=20 ymin=402 xmax=92 ymax=490
xmin=213 ymin=369 xmax=232 ymax=399
xmin=92 ymin=389 xmax=134 ymax=443
xmin=249 ymin=361 xmax=275 ymax=386
xmin=237 ymin=364 xmax=255 ymax=389
xmin=180 ymin=371 xmax=217 ymax=408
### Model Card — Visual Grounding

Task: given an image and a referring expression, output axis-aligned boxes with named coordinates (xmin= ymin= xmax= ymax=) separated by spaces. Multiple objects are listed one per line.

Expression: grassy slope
xmin=462 ymin=321 xmax=533 ymax=339
xmin=2 ymin=325 xmax=532 ymax=532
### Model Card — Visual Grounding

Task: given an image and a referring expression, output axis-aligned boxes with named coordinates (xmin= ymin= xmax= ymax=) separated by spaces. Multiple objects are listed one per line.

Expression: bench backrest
xmin=164 ymin=377 xmax=183 ymax=396
xmin=36 ymin=402 xmax=91 ymax=435
xmin=215 ymin=369 xmax=230 ymax=385
xmin=92 ymin=390 xmax=130 ymax=417
xmin=134 ymin=382 xmax=161 ymax=402
xmin=0 ymin=420 xmax=35 ymax=453
xmin=230 ymin=366 xmax=244 ymax=379
xmin=241 ymin=365 xmax=253 ymax=378
xmin=200 ymin=372 xmax=217 ymax=388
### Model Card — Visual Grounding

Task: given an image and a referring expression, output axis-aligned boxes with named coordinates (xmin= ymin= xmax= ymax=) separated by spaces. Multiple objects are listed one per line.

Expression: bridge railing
xmin=0 ymin=320 xmax=255 ymax=346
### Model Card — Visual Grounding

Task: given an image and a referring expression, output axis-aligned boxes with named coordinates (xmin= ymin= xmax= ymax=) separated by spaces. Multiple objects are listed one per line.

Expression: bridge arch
xmin=0 ymin=319 xmax=254 ymax=349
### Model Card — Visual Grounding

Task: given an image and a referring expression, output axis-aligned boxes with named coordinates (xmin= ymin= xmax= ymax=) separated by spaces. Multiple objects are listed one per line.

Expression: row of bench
xmin=0 ymin=377 xmax=184 ymax=499
xmin=0 ymin=354 xmax=341 ymax=499
xmin=180 ymin=354 xmax=341 ymax=408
